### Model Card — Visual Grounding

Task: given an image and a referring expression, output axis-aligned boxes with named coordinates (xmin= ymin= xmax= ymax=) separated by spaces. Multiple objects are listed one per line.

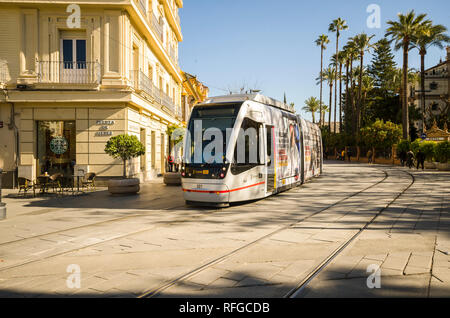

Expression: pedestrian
xmin=167 ymin=155 xmax=174 ymax=172
xmin=367 ymin=149 xmax=373 ymax=164
xmin=406 ymin=150 xmax=415 ymax=169
xmin=347 ymin=148 xmax=352 ymax=162
xmin=399 ymin=150 xmax=407 ymax=166
xmin=341 ymin=149 xmax=345 ymax=161
xmin=416 ymin=149 xmax=425 ymax=170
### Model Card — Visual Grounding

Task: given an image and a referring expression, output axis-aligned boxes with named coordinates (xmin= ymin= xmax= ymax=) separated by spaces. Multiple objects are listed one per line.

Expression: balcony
xmin=129 ymin=70 xmax=176 ymax=115
xmin=37 ymin=61 xmax=101 ymax=85
xmin=151 ymin=13 xmax=164 ymax=43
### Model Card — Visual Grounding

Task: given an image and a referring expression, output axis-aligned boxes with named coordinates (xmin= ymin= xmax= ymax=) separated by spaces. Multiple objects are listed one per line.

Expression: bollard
xmin=0 ymin=168 xmax=6 ymax=220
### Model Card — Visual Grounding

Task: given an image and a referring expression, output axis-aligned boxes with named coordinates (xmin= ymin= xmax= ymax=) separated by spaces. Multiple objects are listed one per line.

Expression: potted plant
xmin=435 ymin=141 xmax=450 ymax=171
xmin=419 ymin=141 xmax=436 ymax=169
xmin=104 ymin=134 xmax=145 ymax=194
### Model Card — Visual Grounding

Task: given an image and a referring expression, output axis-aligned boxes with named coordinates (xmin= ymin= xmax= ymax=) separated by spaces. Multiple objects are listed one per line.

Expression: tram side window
xmin=231 ymin=117 xmax=263 ymax=174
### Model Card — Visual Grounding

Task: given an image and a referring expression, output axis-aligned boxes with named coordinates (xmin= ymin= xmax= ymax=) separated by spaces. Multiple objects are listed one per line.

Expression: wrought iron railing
xmin=129 ymin=70 xmax=176 ymax=114
xmin=151 ymin=13 xmax=164 ymax=43
xmin=37 ymin=61 xmax=101 ymax=84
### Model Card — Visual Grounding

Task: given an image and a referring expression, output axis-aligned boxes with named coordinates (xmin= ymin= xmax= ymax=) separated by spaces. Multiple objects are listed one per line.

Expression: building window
xmin=430 ymin=82 xmax=438 ymax=90
xmin=37 ymin=121 xmax=76 ymax=177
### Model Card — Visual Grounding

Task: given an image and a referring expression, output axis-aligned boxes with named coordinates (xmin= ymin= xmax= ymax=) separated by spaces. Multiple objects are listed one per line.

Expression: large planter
xmin=163 ymin=172 xmax=181 ymax=186
xmin=424 ymin=161 xmax=436 ymax=169
xmin=108 ymin=178 xmax=140 ymax=195
xmin=436 ymin=162 xmax=450 ymax=171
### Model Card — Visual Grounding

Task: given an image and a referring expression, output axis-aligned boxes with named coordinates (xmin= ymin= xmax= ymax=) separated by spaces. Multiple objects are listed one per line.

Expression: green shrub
xmin=410 ymin=139 xmax=421 ymax=155
xmin=435 ymin=141 xmax=450 ymax=163
xmin=419 ymin=141 xmax=436 ymax=161
xmin=397 ymin=139 xmax=410 ymax=154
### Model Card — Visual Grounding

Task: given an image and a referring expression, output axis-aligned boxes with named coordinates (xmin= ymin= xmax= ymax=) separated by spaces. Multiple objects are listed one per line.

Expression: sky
xmin=178 ymin=0 xmax=450 ymax=121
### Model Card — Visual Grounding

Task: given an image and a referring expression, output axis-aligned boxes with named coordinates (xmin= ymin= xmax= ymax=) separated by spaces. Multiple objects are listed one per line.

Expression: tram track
xmin=138 ymin=167 xmax=399 ymax=298
xmin=284 ymin=170 xmax=415 ymax=298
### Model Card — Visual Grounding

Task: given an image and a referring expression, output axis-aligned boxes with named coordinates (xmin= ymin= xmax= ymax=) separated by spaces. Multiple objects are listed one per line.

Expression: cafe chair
xmin=18 ymin=177 xmax=35 ymax=197
xmin=49 ymin=173 xmax=63 ymax=193
xmin=35 ymin=176 xmax=50 ymax=194
xmin=82 ymin=173 xmax=96 ymax=191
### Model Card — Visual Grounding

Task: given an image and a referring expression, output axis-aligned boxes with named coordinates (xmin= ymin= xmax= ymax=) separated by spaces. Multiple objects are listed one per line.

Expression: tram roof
xmin=199 ymin=93 xmax=295 ymax=113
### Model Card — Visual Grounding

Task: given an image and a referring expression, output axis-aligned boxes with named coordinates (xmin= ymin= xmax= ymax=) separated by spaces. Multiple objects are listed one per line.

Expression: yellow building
xmin=181 ymin=72 xmax=209 ymax=124
xmin=0 ymin=0 xmax=185 ymax=187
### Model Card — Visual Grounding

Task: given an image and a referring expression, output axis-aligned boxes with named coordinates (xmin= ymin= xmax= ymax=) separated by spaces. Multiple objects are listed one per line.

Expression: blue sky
xmin=178 ymin=0 xmax=450 ymax=121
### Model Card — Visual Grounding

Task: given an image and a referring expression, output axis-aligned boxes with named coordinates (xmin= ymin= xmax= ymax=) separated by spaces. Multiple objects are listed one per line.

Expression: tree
xmin=360 ymin=119 xmax=402 ymax=161
xmin=386 ymin=10 xmax=430 ymax=140
xmin=413 ymin=23 xmax=450 ymax=133
xmin=353 ymin=33 xmax=376 ymax=133
xmin=315 ymin=34 xmax=330 ymax=126
xmin=318 ymin=67 xmax=337 ymax=130
xmin=105 ymin=134 xmax=146 ymax=178
xmin=329 ymin=18 xmax=348 ymax=132
xmin=302 ymin=97 xmax=321 ymax=123
xmin=368 ymin=38 xmax=397 ymax=92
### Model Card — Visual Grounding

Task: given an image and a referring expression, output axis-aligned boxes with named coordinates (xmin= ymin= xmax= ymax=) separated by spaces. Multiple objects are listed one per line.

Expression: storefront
xmin=14 ymin=104 xmax=171 ymax=185
xmin=37 ymin=121 xmax=76 ymax=177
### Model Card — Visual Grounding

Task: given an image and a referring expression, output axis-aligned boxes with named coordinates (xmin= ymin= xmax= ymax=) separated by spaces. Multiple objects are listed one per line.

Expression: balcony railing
xmin=130 ymin=70 xmax=176 ymax=114
xmin=151 ymin=13 xmax=164 ymax=43
xmin=38 ymin=61 xmax=101 ymax=84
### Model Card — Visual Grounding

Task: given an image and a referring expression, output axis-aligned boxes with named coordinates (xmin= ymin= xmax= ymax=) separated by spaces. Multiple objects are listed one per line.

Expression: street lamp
xmin=0 ymin=168 xmax=6 ymax=220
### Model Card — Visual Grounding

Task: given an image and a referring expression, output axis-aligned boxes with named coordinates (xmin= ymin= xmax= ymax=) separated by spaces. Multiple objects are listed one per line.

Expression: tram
xmin=181 ymin=93 xmax=323 ymax=206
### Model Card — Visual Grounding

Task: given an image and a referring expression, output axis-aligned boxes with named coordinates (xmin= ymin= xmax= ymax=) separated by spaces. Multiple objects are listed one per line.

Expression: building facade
xmin=412 ymin=47 xmax=450 ymax=133
xmin=181 ymin=72 xmax=209 ymax=125
xmin=0 ymin=0 xmax=185 ymax=187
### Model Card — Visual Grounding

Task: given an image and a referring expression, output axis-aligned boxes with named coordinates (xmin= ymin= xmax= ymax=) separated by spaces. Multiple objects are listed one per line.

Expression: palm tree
xmin=386 ymin=10 xmax=430 ymax=139
xmin=413 ymin=23 xmax=450 ymax=133
xmin=329 ymin=18 xmax=348 ymax=132
xmin=337 ymin=51 xmax=347 ymax=133
xmin=353 ymin=33 xmax=376 ymax=132
xmin=343 ymin=39 xmax=358 ymax=132
xmin=318 ymin=67 xmax=337 ymax=131
xmin=302 ymin=97 xmax=321 ymax=124
xmin=315 ymin=34 xmax=330 ymax=126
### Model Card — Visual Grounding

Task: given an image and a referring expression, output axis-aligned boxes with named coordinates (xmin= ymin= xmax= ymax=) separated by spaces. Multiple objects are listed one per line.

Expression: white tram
xmin=181 ymin=93 xmax=323 ymax=206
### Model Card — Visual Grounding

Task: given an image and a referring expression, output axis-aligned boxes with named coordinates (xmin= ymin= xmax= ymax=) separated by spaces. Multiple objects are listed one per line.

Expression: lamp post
xmin=0 ymin=168 xmax=6 ymax=220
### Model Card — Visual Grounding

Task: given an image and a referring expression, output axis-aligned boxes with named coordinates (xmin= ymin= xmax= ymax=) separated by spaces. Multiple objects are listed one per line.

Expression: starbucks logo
xmin=50 ymin=137 xmax=68 ymax=155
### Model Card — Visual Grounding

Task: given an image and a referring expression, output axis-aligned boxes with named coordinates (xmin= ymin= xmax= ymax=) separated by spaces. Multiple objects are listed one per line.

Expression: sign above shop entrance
xmin=95 ymin=120 xmax=115 ymax=137
xmin=50 ymin=136 xmax=68 ymax=155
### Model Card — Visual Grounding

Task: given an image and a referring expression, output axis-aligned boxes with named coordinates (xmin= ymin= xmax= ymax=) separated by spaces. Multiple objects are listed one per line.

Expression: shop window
xmin=37 ymin=121 xmax=76 ymax=177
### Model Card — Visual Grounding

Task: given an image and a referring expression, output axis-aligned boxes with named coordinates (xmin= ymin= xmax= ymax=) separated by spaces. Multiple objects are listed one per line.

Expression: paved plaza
xmin=0 ymin=162 xmax=449 ymax=298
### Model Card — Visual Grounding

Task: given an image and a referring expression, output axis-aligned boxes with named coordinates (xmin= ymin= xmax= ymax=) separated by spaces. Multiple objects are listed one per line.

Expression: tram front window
xmin=183 ymin=103 xmax=242 ymax=179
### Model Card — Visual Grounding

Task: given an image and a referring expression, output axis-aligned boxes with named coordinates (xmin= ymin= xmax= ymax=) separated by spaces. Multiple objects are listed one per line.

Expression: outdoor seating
xmin=48 ymin=173 xmax=63 ymax=193
xmin=17 ymin=177 xmax=35 ymax=197
xmin=82 ymin=173 xmax=96 ymax=191
xmin=35 ymin=176 xmax=50 ymax=194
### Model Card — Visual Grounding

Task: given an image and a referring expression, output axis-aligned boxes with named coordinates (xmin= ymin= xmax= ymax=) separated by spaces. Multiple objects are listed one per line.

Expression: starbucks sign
xmin=50 ymin=136 xmax=68 ymax=155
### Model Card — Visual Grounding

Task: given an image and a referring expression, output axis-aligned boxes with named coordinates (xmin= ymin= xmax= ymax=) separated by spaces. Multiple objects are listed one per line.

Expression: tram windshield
xmin=185 ymin=103 xmax=242 ymax=165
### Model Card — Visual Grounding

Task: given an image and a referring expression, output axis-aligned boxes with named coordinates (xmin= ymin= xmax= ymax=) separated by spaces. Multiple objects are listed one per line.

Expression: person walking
xmin=416 ymin=149 xmax=425 ymax=170
xmin=367 ymin=149 xmax=373 ymax=164
xmin=341 ymin=149 xmax=345 ymax=161
xmin=347 ymin=148 xmax=352 ymax=162
xmin=399 ymin=150 xmax=407 ymax=166
xmin=406 ymin=150 xmax=415 ymax=169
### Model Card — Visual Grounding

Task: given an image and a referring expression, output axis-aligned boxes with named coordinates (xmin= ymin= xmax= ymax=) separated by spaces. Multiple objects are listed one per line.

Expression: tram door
xmin=265 ymin=125 xmax=275 ymax=194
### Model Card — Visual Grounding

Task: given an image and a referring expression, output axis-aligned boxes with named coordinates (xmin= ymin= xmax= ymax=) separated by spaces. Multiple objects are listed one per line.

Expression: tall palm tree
xmin=315 ymin=34 xmax=330 ymax=126
xmin=318 ymin=67 xmax=337 ymax=131
xmin=337 ymin=51 xmax=347 ymax=133
xmin=343 ymin=39 xmax=358 ymax=132
xmin=302 ymin=97 xmax=321 ymax=124
xmin=329 ymin=18 xmax=348 ymax=132
xmin=353 ymin=33 xmax=376 ymax=132
xmin=413 ymin=23 xmax=450 ymax=133
xmin=386 ymin=10 xmax=430 ymax=139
